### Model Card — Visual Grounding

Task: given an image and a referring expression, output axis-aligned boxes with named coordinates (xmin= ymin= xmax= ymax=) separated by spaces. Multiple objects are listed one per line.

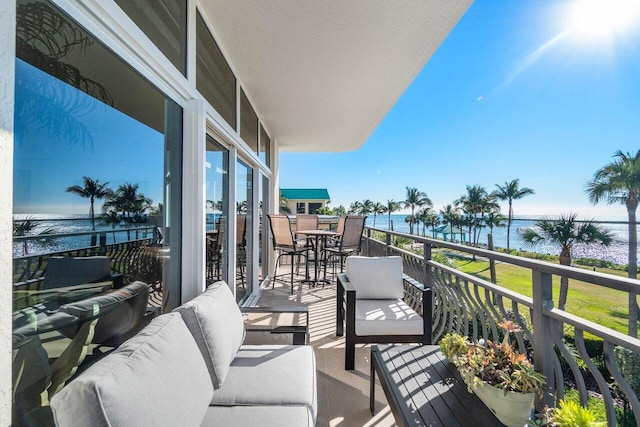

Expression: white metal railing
xmin=364 ymin=227 xmax=640 ymax=427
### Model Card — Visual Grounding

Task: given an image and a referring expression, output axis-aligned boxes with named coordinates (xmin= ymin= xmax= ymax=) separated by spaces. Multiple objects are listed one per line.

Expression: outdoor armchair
xmin=336 ymin=256 xmax=432 ymax=370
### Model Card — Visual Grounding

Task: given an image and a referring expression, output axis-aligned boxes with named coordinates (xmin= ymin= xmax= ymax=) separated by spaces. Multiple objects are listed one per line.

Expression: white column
xmin=0 ymin=0 xmax=15 ymax=423
xmin=181 ymin=99 xmax=207 ymax=303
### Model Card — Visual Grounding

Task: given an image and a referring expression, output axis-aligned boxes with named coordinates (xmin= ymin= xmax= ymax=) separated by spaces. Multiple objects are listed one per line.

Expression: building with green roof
xmin=280 ymin=188 xmax=330 ymax=214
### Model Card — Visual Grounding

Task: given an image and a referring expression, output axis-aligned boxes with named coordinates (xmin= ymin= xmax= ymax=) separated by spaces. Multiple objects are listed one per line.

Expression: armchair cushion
xmin=345 ymin=256 xmax=404 ymax=300
xmin=355 ymin=299 xmax=423 ymax=336
xmin=174 ymin=281 xmax=245 ymax=389
xmin=51 ymin=313 xmax=213 ymax=427
xmin=211 ymin=345 xmax=317 ymax=423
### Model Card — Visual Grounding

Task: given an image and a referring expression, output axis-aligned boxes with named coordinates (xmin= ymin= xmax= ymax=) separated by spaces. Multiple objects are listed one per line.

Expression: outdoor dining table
xmin=295 ymin=229 xmax=339 ymax=287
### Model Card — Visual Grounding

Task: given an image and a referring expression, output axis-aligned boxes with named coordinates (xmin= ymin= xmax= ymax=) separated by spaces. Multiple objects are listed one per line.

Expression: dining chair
xmin=323 ymin=215 xmax=367 ymax=281
xmin=267 ymin=215 xmax=309 ymax=294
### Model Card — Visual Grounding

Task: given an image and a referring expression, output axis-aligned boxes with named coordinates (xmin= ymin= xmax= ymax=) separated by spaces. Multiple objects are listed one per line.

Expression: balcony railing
xmin=363 ymin=227 xmax=640 ymax=426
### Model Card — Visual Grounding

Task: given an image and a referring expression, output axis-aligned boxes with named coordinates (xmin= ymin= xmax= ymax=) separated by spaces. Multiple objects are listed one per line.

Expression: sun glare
xmin=566 ymin=0 xmax=640 ymax=39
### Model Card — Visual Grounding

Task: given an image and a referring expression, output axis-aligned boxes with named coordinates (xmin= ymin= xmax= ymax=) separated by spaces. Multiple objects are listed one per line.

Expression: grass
xmin=433 ymin=249 xmax=636 ymax=335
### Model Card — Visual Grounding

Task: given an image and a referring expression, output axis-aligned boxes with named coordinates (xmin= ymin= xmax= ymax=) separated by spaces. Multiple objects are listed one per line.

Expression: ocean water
xmin=13 ymin=213 xmax=636 ymax=265
xmin=367 ymin=214 xmax=634 ymax=266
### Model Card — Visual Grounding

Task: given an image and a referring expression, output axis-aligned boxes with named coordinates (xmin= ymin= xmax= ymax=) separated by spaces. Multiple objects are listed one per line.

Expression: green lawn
xmin=437 ymin=251 xmax=635 ymax=335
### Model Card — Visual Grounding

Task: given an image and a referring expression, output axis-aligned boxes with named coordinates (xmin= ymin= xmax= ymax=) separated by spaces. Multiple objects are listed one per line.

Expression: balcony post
xmin=423 ymin=242 xmax=433 ymax=343
xmin=532 ymin=269 xmax=555 ymax=409
xmin=385 ymin=232 xmax=391 ymax=256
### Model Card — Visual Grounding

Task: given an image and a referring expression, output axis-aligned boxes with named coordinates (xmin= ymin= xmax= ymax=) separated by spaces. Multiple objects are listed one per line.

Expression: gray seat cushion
xmin=355 ymin=299 xmax=423 ymax=336
xmin=173 ymin=281 xmax=245 ymax=389
xmin=210 ymin=345 xmax=317 ymax=423
xmin=44 ymin=256 xmax=112 ymax=289
xmin=202 ymin=405 xmax=315 ymax=427
xmin=51 ymin=313 xmax=213 ymax=427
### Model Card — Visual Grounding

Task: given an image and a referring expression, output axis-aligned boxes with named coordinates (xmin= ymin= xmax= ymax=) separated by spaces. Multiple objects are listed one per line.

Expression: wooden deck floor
xmin=253 ymin=265 xmax=398 ymax=427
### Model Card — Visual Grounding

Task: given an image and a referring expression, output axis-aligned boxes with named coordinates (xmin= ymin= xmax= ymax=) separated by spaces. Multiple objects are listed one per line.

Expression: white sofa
xmin=50 ymin=281 xmax=317 ymax=426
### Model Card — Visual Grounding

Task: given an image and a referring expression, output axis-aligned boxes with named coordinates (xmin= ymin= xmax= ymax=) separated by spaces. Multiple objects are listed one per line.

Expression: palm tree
xmin=404 ymin=187 xmax=432 ymax=235
xmin=484 ymin=209 xmax=506 ymax=238
xmin=586 ymin=149 xmax=640 ymax=337
xmin=279 ymin=195 xmax=291 ymax=214
xmin=348 ymin=201 xmax=362 ymax=214
xmin=440 ymin=204 xmax=460 ymax=242
xmin=66 ymin=176 xmax=111 ymax=230
xmin=495 ymin=179 xmax=535 ymax=253
xmin=520 ymin=213 xmax=612 ymax=311
xmin=372 ymin=202 xmax=386 ymax=227
xmin=360 ymin=199 xmax=374 ymax=216
xmin=334 ymin=205 xmax=347 ymax=215
xmin=385 ymin=199 xmax=400 ymax=230
xmin=424 ymin=210 xmax=440 ymax=238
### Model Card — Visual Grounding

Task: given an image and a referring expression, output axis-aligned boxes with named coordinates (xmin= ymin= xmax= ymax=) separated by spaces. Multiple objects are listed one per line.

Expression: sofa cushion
xmin=355 ymin=299 xmax=423 ymax=336
xmin=44 ymin=256 xmax=112 ymax=289
xmin=58 ymin=281 xmax=150 ymax=344
xmin=345 ymin=256 xmax=404 ymax=300
xmin=210 ymin=345 xmax=317 ymax=423
xmin=174 ymin=281 xmax=245 ymax=389
xmin=202 ymin=405 xmax=315 ymax=427
xmin=50 ymin=313 xmax=213 ymax=427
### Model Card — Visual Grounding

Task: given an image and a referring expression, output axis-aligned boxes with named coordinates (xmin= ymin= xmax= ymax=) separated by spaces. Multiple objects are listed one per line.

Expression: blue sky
xmin=279 ymin=0 xmax=640 ymax=220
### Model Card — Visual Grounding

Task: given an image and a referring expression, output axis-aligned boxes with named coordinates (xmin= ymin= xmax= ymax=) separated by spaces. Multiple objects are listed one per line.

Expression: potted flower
xmin=439 ymin=320 xmax=546 ymax=427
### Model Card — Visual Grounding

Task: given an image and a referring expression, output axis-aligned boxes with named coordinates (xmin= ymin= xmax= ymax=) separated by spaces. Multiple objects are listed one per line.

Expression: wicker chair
xmin=267 ymin=215 xmax=309 ymax=294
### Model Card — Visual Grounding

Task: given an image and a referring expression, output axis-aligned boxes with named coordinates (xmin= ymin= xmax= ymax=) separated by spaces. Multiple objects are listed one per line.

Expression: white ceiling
xmin=200 ymin=0 xmax=473 ymax=152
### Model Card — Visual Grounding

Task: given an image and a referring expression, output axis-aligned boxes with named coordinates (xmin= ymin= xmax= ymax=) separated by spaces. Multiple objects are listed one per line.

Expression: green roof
xmin=280 ymin=188 xmax=330 ymax=200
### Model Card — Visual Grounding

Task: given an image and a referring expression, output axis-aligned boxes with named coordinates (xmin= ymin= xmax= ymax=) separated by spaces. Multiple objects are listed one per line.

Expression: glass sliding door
xmin=236 ymin=160 xmax=253 ymax=301
xmin=12 ymin=0 xmax=182 ymax=423
xmin=205 ymin=137 xmax=229 ymax=286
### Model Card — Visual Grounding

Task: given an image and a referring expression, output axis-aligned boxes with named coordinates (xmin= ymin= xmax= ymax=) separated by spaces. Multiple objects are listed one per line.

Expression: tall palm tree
xmin=360 ymin=199 xmax=374 ymax=216
xmin=385 ymin=199 xmax=400 ymax=230
xmin=348 ymin=201 xmax=362 ymax=214
xmin=586 ymin=149 xmax=640 ymax=337
xmin=404 ymin=187 xmax=432 ymax=235
xmin=66 ymin=176 xmax=111 ymax=230
xmin=371 ymin=202 xmax=386 ymax=227
xmin=495 ymin=179 xmax=535 ymax=253
xmin=484 ymin=209 xmax=506 ymax=238
xmin=440 ymin=204 xmax=460 ymax=242
xmin=520 ymin=213 xmax=612 ymax=311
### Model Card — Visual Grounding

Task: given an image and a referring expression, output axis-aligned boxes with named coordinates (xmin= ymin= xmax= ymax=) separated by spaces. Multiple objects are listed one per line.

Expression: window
xmin=236 ymin=160 xmax=253 ymax=302
xmin=196 ymin=10 xmax=236 ymax=130
xmin=115 ymin=0 xmax=187 ymax=75
xmin=259 ymin=125 xmax=271 ymax=167
xmin=240 ymin=89 xmax=258 ymax=153
xmin=297 ymin=203 xmax=306 ymax=214
xmin=308 ymin=203 xmax=322 ymax=214
xmin=13 ymin=0 xmax=183 ymax=422
xmin=205 ymin=137 xmax=229 ymax=285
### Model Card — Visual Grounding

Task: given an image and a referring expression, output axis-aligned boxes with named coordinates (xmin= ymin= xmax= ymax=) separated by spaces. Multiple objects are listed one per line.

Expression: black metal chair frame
xmin=336 ymin=272 xmax=432 ymax=370
xmin=323 ymin=215 xmax=367 ymax=282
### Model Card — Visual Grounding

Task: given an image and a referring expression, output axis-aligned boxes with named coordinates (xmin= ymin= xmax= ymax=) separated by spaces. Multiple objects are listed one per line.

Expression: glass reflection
xmin=205 ymin=137 xmax=229 ymax=285
xmin=236 ymin=160 xmax=253 ymax=301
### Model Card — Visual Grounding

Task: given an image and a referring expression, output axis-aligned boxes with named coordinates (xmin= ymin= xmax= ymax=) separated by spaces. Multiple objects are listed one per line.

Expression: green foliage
xmin=551 ymin=400 xmax=606 ymax=427
xmin=439 ymin=333 xmax=469 ymax=360
xmin=614 ymin=347 xmax=640 ymax=398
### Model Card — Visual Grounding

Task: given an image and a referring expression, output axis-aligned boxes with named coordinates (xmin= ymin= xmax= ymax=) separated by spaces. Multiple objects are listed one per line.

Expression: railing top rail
xmin=429 ymin=259 xmax=534 ymax=307
xmin=546 ymin=307 xmax=640 ymax=352
xmin=366 ymin=226 xmax=640 ymax=294
xmin=13 ymin=226 xmax=157 ymax=242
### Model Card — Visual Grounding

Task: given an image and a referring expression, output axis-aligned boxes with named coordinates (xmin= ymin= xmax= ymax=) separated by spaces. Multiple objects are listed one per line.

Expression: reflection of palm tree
xmin=104 ymin=183 xmax=152 ymax=238
xmin=586 ymin=149 xmax=640 ymax=337
xmin=66 ymin=176 xmax=111 ymax=230
xmin=15 ymin=2 xmax=113 ymax=147
xmin=495 ymin=179 xmax=535 ymax=253
xmin=101 ymin=210 xmax=120 ymax=242
xmin=404 ymin=187 xmax=431 ymax=235
xmin=520 ymin=214 xmax=612 ymax=311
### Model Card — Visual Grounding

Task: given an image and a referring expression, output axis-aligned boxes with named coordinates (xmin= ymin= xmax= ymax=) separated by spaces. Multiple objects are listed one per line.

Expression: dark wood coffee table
xmin=370 ymin=344 xmax=503 ymax=426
